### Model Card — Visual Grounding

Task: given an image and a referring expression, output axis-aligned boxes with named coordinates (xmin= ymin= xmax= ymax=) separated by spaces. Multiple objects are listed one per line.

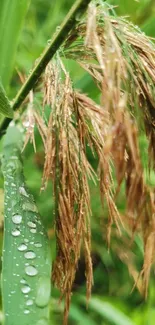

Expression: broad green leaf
xmin=0 ymin=0 xmax=31 ymax=89
xmin=1 ymin=125 xmax=52 ymax=325
xmin=0 ymin=81 xmax=13 ymax=118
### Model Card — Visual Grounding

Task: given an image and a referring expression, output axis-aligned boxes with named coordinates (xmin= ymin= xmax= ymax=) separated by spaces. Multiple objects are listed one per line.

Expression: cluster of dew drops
xmin=3 ymin=149 xmax=44 ymax=317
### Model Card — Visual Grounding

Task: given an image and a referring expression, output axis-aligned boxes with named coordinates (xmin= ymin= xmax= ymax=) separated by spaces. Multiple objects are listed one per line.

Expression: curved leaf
xmin=88 ymin=297 xmax=136 ymax=325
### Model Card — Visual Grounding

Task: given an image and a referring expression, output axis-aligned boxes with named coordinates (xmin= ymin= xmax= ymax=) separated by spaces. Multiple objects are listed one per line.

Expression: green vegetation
xmin=2 ymin=125 xmax=51 ymax=325
xmin=0 ymin=1 xmax=155 ymax=325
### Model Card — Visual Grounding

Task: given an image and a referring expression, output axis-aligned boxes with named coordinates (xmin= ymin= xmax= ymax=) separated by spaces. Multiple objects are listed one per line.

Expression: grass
xmin=0 ymin=1 xmax=155 ymax=325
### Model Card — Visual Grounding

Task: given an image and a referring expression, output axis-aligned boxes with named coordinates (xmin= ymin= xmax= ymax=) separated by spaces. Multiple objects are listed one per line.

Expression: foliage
xmin=0 ymin=1 xmax=155 ymax=325
xmin=1 ymin=125 xmax=51 ymax=325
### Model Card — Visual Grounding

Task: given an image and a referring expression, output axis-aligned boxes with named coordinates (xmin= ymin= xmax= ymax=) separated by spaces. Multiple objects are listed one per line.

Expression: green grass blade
xmin=0 ymin=0 xmax=31 ymax=88
xmin=0 ymin=81 xmax=13 ymax=118
xmin=1 ymin=125 xmax=52 ymax=325
xmin=88 ymin=297 xmax=136 ymax=325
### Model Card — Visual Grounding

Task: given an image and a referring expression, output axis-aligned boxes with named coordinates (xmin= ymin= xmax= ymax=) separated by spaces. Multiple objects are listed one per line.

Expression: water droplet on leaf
xmin=12 ymin=214 xmax=22 ymax=224
xmin=21 ymin=285 xmax=31 ymax=294
xmin=19 ymin=186 xmax=29 ymax=197
xmin=26 ymin=299 xmax=33 ymax=306
xmin=22 ymin=202 xmax=38 ymax=213
xmin=23 ymin=120 xmax=30 ymax=128
xmin=56 ymin=26 xmax=60 ymax=32
xmin=27 ymin=221 xmax=36 ymax=228
xmin=24 ymin=251 xmax=36 ymax=259
xmin=36 ymin=318 xmax=48 ymax=325
xmin=35 ymin=276 xmax=51 ymax=307
xmin=24 ymin=309 xmax=30 ymax=314
xmin=18 ymin=244 xmax=27 ymax=251
xmin=11 ymin=183 xmax=16 ymax=187
xmin=12 ymin=229 xmax=20 ymax=237
xmin=30 ymin=228 xmax=37 ymax=234
xmin=34 ymin=243 xmax=42 ymax=248
xmin=20 ymin=279 xmax=26 ymax=284
xmin=25 ymin=265 xmax=38 ymax=276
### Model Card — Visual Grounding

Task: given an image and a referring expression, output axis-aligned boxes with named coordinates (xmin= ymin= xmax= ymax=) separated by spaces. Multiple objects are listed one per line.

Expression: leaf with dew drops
xmin=1 ymin=124 xmax=52 ymax=325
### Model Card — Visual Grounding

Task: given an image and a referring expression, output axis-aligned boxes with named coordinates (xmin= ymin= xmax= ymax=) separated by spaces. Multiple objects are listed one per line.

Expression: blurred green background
xmin=0 ymin=0 xmax=155 ymax=324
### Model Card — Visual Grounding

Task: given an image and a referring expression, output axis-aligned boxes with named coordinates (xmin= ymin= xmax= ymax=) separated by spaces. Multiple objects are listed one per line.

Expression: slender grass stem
xmin=0 ymin=0 xmax=91 ymax=136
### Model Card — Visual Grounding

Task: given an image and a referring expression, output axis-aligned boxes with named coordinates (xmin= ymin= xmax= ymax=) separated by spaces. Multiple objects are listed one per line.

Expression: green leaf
xmin=0 ymin=0 xmax=31 ymax=89
xmin=69 ymin=304 xmax=96 ymax=325
xmin=88 ymin=297 xmax=136 ymax=325
xmin=1 ymin=125 xmax=52 ymax=325
xmin=142 ymin=16 xmax=155 ymax=37
xmin=0 ymin=81 xmax=13 ymax=118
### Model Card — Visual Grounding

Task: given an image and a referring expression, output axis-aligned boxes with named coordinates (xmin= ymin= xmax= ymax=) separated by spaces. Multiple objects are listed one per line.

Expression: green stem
xmin=0 ymin=0 xmax=91 ymax=136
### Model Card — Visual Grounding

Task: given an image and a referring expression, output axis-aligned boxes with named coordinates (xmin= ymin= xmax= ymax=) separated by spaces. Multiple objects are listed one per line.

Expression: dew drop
xmin=30 ymin=228 xmax=37 ymax=234
xmin=22 ymin=202 xmax=38 ymax=213
xmin=35 ymin=277 xmax=51 ymax=307
xmin=56 ymin=26 xmax=60 ymax=32
xmin=26 ymin=299 xmax=33 ymax=306
xmin=34 ymin=243 xmax=42 ymax=248
xmin=21 ymin=285 xmax=31 ymax=294
xmin=7 ymin=161 xmax=17 ymax=171
xmin=25 ymin=265 xmax=38 ymax=276
xmin=19 ymin=186 xmax=29 ymax=197
xmin=11 ymin=183 xmax=16 ymax=187
xmin=27 ymin=221 xmax=36 ymax=228
xmin=23 ymin=120 xmax=30 ymax=128
xmin=36 ymin=318 xmax=48 ymax=325
xmin=18 ymin=244 xmax=27 ymax=251
xmin=12 ymin=214 xmax=22 ymax=224
xmin=20 ymin=279 xmax=26 ymax=284
xmin=24 ymin=251 xmax=36 ymax=259
xmin=24 ymin=309 xmax=30 ymax=314
xmin=11 ymin=199 xmax=17 ymax=207
xmin=12 ymin=229 xmax=20 ymax=237
xmin=24 ymin=239 xmax=29 ymax=243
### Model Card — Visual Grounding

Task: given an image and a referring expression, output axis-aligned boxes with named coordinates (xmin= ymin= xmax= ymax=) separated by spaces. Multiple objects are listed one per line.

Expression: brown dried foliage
xmin=63 ymin=1 xmax=155 ymax=297
xmin=23 ymin=1 xmax=155 ymax=322
xmin=42 ymin=61 xmax=107 ymax=322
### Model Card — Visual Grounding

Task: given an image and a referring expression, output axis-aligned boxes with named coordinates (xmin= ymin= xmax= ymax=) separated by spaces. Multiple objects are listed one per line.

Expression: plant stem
xmin=0 ymin=0 xmax=91 ymax=137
